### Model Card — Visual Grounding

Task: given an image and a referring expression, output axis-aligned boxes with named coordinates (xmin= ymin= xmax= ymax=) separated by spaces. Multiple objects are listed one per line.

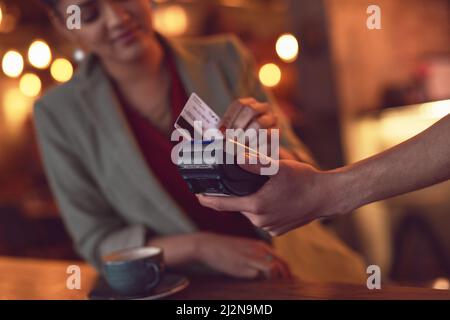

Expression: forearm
xmin=336 ymin=115 xmax=450 ymax=212
xmin=147 ymin=233 xmax=203 ymax=268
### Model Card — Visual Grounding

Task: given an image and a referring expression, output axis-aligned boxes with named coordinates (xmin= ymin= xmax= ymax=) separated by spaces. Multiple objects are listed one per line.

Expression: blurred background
xmin=0 ymin=0 xmax=449 ymax=288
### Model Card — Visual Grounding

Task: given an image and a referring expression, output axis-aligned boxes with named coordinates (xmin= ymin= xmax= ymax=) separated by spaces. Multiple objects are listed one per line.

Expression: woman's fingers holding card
xmin=220 ymin=98 xmax=273 ymax=131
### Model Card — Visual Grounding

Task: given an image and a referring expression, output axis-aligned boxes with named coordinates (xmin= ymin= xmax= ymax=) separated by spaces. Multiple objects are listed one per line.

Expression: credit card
xmin=174 ymin=93 xmax=222 ymax=140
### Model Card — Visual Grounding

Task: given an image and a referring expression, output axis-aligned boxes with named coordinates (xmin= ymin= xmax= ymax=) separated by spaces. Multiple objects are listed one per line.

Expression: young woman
xmin=35 ymin=0 xmax=365 ymax=282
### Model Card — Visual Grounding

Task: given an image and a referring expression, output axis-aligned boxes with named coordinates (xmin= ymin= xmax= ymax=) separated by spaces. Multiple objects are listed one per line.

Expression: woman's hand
xmin=220 ymin=97 xmax=281 ymax=160
xmin=193 ymin=232 xmax=291 ymax=280
xmin=220 ymin=97 xmax=278 ymax=132
xmin=148 ymin=232 xmax=291 ymax=279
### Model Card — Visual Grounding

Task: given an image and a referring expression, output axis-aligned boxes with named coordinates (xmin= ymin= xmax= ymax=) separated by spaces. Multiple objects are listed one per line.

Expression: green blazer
xmin=34 ymin=34 xmax=313 ymax=268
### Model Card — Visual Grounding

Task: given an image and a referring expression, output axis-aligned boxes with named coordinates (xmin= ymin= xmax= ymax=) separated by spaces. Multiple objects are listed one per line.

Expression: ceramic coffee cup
xmin=101 ymin=247 xmax=165 ymax=297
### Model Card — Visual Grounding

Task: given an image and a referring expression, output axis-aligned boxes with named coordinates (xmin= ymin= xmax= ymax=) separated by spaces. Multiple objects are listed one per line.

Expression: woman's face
xmin=55 ymin=0 xmax=155 ymax=63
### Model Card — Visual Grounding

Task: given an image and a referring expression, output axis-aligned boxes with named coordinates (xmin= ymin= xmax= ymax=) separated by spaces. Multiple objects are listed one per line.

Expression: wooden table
xmin=1 ymin=256 xmax=449 ymax=300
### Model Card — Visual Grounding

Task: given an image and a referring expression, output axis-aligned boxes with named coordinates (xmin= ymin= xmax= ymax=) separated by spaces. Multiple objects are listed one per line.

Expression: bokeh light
xmin=259 ymin=63 xmax=282 ymax=87
xmin=432 ymin=278 xmax=450 ymax=290
xmin=28 ymin=40 xmax=52 ymax=69
xmin=3 ymin=88 xmax=33 ymax=132
xmin=51 ymin=58 xmax=74 ymax=83
xmin=2 ymin=50 xmax=24 ymax=78
xmin=153 ymin=5 xmax=188 ymax=37
xmin=276 ymin=33 xmax=299 ymax=63
xmin=19 ymin=73 xmax=42 ymax=97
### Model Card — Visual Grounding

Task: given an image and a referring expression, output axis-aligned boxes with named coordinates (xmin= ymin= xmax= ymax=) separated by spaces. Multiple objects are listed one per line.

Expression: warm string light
xmin=1 ymin=38 xmax=75 ymax=134
xmin=3 ymin=87 xmax=34 ymax=133
xmin=153 ymin=5 xmax=188 ymax=36
xmin=51 ymin=58 xmax=73 ymax=83
xmin=28 ymin=40 xmax=52 ymax=69
xmin=256 ymin=33 xmax=299 ymax=88
xmin=259 ymin=63 xmax=281 ymax=87
xmin=2 ymin=39 xmax=74 ymax=82
xmin=19 ymin=73 xmax=41 ymax=97
xmin=432 ymin=278 xmax=450 ymax=290
xmin=276 ymin=33 xmax=299 ymax=63
xmin=2 ymin=50 xmax=24 ymax=78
